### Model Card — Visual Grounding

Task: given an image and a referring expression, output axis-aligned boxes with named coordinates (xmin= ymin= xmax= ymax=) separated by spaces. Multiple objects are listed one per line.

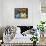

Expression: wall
xmin=1 ymin=0 xmax=41 ymax=27
xmin=0 ymin=0 xmax=3 ymax=26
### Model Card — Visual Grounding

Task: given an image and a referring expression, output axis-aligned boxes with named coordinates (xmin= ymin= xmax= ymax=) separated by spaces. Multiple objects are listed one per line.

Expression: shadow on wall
xmin=0 ymin=27 xmax=5 ymax=40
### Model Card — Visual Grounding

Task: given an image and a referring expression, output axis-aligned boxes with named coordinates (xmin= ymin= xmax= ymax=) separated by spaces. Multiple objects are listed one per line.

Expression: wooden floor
xmin=39 ymin=37 xmax=46 ymax=45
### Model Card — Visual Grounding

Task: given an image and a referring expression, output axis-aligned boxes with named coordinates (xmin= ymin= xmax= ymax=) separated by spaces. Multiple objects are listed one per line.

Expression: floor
xmin=40 ymin=37 xmax=46 ymax=45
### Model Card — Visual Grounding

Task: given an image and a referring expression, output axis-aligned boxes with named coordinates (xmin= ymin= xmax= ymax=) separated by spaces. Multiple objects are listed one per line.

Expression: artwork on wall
xmin=41 ymin=0 xmax=46 ymax=13
xmin=14 ymin=8 xmax=28 ymax=19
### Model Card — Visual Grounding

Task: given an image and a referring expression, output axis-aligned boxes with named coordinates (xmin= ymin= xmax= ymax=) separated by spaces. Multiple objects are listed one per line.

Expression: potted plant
xmin=31 ymin=35 xmax=38 ymax=46
xmin=37 ymin=21 xmax=45 ymax=37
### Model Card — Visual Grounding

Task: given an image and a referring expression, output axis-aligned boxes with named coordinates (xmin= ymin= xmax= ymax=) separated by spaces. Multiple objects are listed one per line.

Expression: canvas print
xmin=14 ymin=8 xmax=28 ymax=19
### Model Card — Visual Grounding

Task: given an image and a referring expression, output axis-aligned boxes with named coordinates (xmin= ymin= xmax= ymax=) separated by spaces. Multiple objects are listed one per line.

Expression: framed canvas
xmin=14 ymin=8 xmax=28 ymax=19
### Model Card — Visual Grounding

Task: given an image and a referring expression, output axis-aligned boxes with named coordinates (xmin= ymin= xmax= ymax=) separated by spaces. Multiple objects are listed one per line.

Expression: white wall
xmin=1 ymin=0 xmax=41 ymax=27
xmin=0 ymin=0 xmax=3 ymax=26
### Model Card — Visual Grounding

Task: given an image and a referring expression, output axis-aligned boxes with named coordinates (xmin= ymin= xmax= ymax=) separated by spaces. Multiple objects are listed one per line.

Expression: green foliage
xmin=37 ymin=21 xmax=45 ymax=32
xmin=31 ymin=36 xmax=38 ymax=42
